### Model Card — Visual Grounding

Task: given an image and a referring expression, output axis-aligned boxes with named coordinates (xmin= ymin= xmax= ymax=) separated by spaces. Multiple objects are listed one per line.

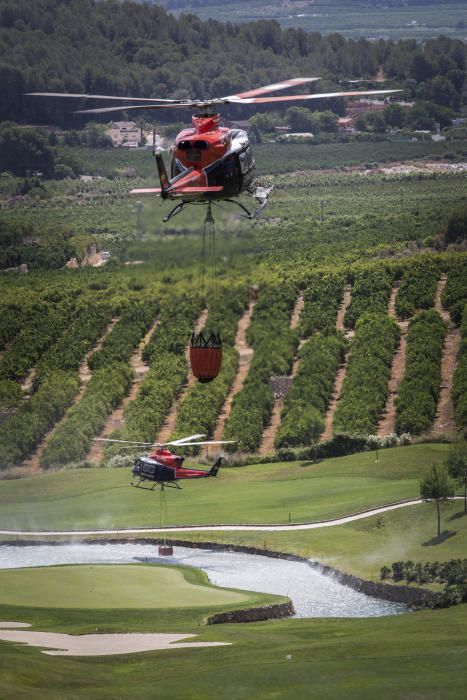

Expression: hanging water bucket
xmin=158 ymin=545 xmax=174 ymax=556
xmin=190 ymin=332 xmax=222 ymax=383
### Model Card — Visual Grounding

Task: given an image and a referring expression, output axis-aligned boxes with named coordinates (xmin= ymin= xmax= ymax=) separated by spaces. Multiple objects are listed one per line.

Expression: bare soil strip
xmin=378 ymin=285 xmax=408 ymax=437
xmin=87 ymin=316 xmax=159 ymax=464
xmin=320 ymin=285 xmax=352 ymax=442
xmin=431 ymin=274 xmax=461 ymax=437
xmin=0 ymin=624 xmax=229 ymax=657
xmin=156 ymin=309 xmax=208 ymax=444
xmin=208 ymin=302 xmax=256 ymax=451
xmin=20 ymin=367 xmax=36 ymax=397
xmin=259 ymin=296 xmax=304 ymax=455
xmin=336 ymin=284 xmax=351 ymax=333
xmin=19 ymin=317 xmax=120 ymax=473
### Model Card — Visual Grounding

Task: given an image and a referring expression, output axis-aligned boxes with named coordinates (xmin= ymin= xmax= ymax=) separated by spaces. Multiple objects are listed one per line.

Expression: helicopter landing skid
xmin=131 ymin=479 xmax=182 ymax=490
xmin=163 ymin=201 xmax=186 ymax=222
xmin=162 ymin=184 xmax=273 ymax=222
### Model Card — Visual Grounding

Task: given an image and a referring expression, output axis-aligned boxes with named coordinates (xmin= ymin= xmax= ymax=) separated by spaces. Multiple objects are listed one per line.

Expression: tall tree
xmin=420 ymin=463 xmax=455 ymax=537
xmin=446 ymin=442 xmax=467 ymax=514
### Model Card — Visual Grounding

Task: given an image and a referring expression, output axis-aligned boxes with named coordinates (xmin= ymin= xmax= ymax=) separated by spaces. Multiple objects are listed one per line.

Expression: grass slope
xmin=0 ymin=605 xmax=466 ymax=699
xmin=0 ymin=444 xmax=450 ymax=530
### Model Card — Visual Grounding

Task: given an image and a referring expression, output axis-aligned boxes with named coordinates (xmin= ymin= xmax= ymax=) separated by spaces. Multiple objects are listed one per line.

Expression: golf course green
xmin=0 ymin=564 xmax=258 ymax=609
xmin=1 ymin=443 xmax=466 ymax=698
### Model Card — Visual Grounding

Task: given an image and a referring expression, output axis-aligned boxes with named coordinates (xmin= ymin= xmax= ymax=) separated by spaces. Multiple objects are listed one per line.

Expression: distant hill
xmin=0 ymin=0 xmax=464 ymax=127
xmin=146 ymin=0 xmax=467 ymax=41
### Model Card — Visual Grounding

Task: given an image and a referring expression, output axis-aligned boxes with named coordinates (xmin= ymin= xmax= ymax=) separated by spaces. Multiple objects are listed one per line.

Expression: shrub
xmin=452 ymin=304 xmax=467 ymax=432
xmin=298 ymin=272 xmax=345 ymax=336
xmin=395 ymin=309 xmax=447 ymax=434
xmin=333 ymin=313 xmax=400 ymax=435
xmin=223 ymin=282 xmax=299 ymax=452
xmin=276 ymin=333 xmax=346 ymax=448
xmin=395 ymin=257 xmax=440 ymax=319
xmin=0 ymin=371 xmax=79 ymax=469
xmin=345 ymin=265 xmax=394 ymax=328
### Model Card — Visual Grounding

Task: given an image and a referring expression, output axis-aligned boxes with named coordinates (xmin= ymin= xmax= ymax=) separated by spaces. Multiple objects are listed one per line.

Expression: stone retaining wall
xmin=207 ymin=601 xmax=294 ymax=625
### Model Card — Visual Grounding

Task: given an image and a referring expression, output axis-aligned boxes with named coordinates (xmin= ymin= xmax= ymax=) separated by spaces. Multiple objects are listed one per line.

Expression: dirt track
xmin=378 ymin=285 xmax=408 ymax=437
xmin=259 ymin=295 xmax=304 ymax=455
xmin=20 ymin=317 xmax=119 ymax=472
xmin=88 ymin=316 xmax=160 ymax=464
xmin=156 ymin=308 xmax=208 ymax=444
xmin=430 ymin=274 xmax=461 ymax=437
xmin=209 ymin=301 xmax=256 ymax=451
xmin=321 ymin=285 xmax=352 ymax=441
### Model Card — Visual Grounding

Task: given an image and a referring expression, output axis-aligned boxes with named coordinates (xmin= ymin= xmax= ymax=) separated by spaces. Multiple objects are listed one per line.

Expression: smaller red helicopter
xmin=94 ymin=433 xmax=233 ymax=489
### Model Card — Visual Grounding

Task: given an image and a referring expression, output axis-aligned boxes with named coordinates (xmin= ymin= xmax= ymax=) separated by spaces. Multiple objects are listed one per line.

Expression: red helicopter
xmin=27 ymin=78 xmax=400 ymax=220
xmin=94 ymin=433 xmax=233 ymax=489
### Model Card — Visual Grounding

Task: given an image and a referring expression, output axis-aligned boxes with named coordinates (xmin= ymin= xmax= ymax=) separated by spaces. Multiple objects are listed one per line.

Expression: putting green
xmin=0 ymin=564 xmax=249 ymax=609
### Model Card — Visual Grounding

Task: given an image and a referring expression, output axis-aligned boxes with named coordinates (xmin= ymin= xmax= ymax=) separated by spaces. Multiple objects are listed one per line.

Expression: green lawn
xmin=0 ymin=444 xmax=450 ymax=530
xmin=0 ymin=564 xmax=256 ymax=609
xmin=0 ymin=604 xmax=466 ymax=699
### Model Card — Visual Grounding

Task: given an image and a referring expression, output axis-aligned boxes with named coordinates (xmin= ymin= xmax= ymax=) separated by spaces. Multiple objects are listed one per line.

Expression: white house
xmin=105 ymin=122 xmax=141 ymax=147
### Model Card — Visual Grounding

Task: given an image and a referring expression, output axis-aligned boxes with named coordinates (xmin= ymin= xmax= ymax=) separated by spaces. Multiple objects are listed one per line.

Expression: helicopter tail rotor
xmin=209 ymin=457 xmax=223 ymax=477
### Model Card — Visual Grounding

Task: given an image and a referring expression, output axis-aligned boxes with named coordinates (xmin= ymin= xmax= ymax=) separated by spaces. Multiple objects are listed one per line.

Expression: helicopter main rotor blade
xmin=26 ymin=92 xmax=184 ymax=103
xmin=93 ymin=438 xmax=158 ymax=446
xmin=232 ymin=88 xmax=402 ymax=104
xmin=223 ymin=77 xmax=320 ymax=100
xmin=172 ymin=440 xmax=236 ymax=446
xmin=75 ymin=103 xmax=192 ymax=114
xmin=168 ymin=434 xmax=207 ymax=445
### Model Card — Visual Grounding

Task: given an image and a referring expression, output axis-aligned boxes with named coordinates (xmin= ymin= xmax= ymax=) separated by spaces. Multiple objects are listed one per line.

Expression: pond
xmin=0 ymin=543 xmax=408 ymax=618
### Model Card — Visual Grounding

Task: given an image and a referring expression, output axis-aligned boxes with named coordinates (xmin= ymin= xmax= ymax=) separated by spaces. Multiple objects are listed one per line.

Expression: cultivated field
xmin=1 ymin=139 xmax=466 ymax=699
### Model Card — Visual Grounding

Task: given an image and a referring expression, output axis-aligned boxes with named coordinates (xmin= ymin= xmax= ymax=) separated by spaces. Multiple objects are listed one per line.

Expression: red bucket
xmin=189 ymin=334 xmax=222 ymax=382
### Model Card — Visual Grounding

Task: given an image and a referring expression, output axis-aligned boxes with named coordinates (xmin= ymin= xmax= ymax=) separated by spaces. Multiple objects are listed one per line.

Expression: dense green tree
xmin=445 ymin=442 xmax=467 ymax=514
xmin=445 ymin=207 xmax=467 ymax=244
xmin=383 ymin=103 xmax=407 ymax=128
xmin=285 ymin=107 xmax=316 ymax=132
xmin=0 ymin=123 xmax=55 ymax=177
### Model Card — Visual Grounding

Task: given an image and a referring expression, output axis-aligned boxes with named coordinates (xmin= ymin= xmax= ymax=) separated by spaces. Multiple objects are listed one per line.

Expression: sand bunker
xmin=0 ymin=622 xmax=230 ymax=656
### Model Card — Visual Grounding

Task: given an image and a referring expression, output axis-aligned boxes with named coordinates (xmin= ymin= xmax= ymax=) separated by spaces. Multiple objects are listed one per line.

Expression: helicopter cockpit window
xmin=178 ymin=140 xmax=209 ymax=150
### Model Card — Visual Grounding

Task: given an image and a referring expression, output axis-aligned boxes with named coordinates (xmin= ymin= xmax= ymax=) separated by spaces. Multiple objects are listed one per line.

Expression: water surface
xmin=0 ymin=543 xmax=407 ymax=618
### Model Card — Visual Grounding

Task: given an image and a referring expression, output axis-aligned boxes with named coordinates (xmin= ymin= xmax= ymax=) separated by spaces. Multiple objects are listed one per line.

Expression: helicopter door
xmin=237 ymin=145 xmax=255 ymax=190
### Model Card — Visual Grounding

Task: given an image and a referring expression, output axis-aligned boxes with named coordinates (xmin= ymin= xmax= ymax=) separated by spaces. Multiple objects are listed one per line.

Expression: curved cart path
xmin=88 ymin=315 xmax=159 ymax=464
xmin=259 ymin=295 xmax=304 ymax=455
xmin=20 ymin=317 xmax=120 ymax=473
xmin=321 ymin=284 xmax=352 ymax=442
xmin=378 ymin=284 xmax=408 ymax=437
xmin=156 ymin=308 xmax=208 ymax=444
xmin=430 ymin=274 xmax=461 ymax=437
xmin=208 ymin=301 xmax=256 ymax=453
xmin=1 ymin=497 xmax=463 ymax=537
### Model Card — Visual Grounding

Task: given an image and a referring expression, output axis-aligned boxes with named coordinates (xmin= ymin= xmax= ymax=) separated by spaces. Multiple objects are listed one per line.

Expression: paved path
xmin=0 ymin=497 xmax=462 ymax=537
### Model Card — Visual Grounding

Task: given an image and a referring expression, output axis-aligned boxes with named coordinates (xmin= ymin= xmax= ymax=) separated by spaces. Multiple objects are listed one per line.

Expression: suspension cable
xmin=160 ymin=484 xmax=168 ymax=547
